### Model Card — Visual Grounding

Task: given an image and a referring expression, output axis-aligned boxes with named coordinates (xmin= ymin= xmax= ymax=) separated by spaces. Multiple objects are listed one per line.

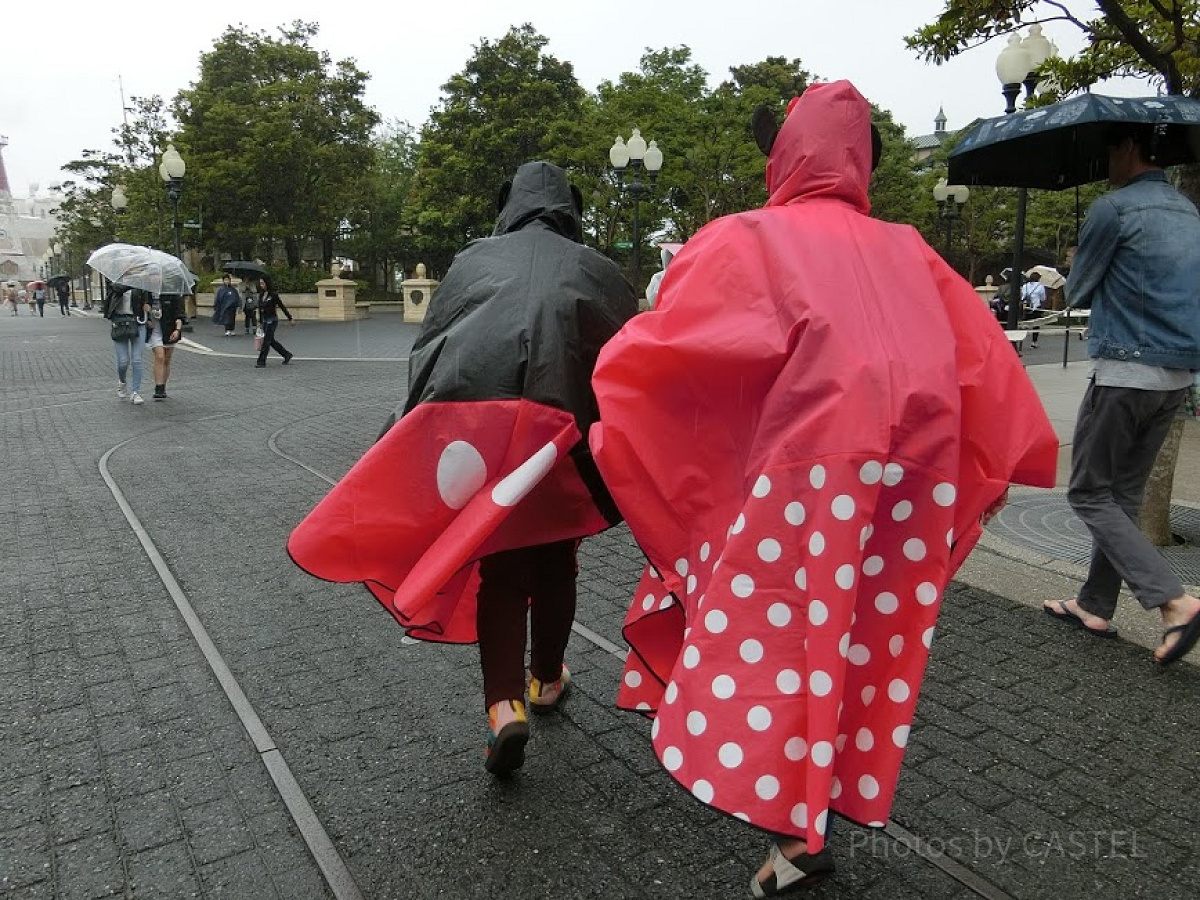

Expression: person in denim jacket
xmin=1044 ymin=122 xmax=1200 ymax=666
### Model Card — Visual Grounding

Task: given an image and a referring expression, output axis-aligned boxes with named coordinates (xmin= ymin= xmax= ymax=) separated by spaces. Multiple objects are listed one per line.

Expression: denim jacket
xmin=1065 ymin=171 xmax=1200 ymax=370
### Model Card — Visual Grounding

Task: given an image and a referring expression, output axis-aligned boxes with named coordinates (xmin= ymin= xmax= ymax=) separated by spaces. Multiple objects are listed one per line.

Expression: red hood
xmin=766 ymin=80 xmax=872 ymax=214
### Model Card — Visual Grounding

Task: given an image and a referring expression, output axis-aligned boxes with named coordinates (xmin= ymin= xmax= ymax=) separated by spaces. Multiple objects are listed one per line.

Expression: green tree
xmin=173 ymin=21 xmax=379 ymax=270
xmin=411 ymin=24 xmax=587 ymax=275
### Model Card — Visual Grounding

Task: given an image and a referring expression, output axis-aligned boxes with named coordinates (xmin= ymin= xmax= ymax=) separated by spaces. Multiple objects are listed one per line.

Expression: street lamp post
xmin=609 ymin=129 xmax=664 ymax=295
xmin=996 ymin=25 xmax=1056 ymax=330
xmin=158 ymin=145 xmax=192 ymax=330
xmin=932 ymin=178 xmax=970 ymax=253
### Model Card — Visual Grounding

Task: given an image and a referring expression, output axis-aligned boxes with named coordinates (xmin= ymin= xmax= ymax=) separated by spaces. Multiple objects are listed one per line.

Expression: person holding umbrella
xmin=52 ymin=278 xmax=71 ymax=316
xmin=28 ymin=282 xmax=46 ymax=317
xmin=1042 ymin=122 xmax=1200 ymax=665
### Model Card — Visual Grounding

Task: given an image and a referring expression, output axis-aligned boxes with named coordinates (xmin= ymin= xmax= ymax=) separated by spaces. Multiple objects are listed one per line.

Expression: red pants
xmin=476 ymin=540 xmax=577 ymax=710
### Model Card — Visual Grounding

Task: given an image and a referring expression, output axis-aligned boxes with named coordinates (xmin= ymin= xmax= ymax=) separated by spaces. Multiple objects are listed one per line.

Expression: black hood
xmin=493 ymin=161 xmax=582 ymax=241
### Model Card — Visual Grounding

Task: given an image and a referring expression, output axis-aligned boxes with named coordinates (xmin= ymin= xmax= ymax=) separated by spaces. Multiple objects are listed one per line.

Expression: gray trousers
xmin=1068 ymin=381 xmax=1187 ymax=618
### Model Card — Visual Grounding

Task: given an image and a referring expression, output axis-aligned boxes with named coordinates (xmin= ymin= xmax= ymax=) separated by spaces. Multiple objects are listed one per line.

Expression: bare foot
xmin=1154 ymin=595 xmax=1200 ymax=663
xmin=1043 ymin=598 xmax=1113 ymax=634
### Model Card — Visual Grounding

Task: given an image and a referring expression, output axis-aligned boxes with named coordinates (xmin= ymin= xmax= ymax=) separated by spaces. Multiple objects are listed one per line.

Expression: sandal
xmin=528 ymin=665 xmax=571 ymax=715
xmin=1043 ymin=600 xmax=1117 ymax=639
xmin=1156 ymin=608 xmax=1200 ymax=666
xmin=485 ymin=700 xmax=529 ymax=776
xmin=750 ymin=843 xmax=835 ymax=897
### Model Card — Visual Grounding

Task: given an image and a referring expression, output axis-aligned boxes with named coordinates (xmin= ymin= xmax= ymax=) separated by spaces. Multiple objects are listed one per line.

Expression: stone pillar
xmin=315 ymin=262 xmax=359 ymax=321
xmin=401 ymin=263 xmax=438 ymax=324
xmin=975 ymin=275 xmax=999 ymax=310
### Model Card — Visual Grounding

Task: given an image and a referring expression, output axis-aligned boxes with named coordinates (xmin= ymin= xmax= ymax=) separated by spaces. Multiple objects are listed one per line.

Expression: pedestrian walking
xmin=289 ymin=161 xmax=637 ymax=777
xmin=103 ymin=284 xmax=147 ymax=405
xmin=213 ymin=274 xmax=241 ymax=336
xmin=589 ymin=81 xmax=1059 ymax=895
xmin=54 ymin=280 xmax=70 ymax=316
xmin=3 ymin=281 xmax=18 ymax=315
xmin=32 ymin=283 xmax=46 ymax=317
xmin=242 ymin=282 xmax=259 ymax=334
xmin=1043 ymin=121 xmax=1200 ymax=666
xmin=145 ymin=293 xmax=185 ymax=400
xmin=253 ymin=276 xmax=294 ymax=367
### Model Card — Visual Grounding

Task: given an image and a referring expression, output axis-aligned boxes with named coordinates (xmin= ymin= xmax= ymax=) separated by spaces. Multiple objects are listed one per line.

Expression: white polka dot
xmin=893 ymin=725 xmax=911 ymax=748
xmin=832 ymin=494 xmax=855 ymax=520
xmin=687 ymin=710 xmax=707 ymax=735
xmin=855 ymin=728 xmax=875 ymax=751
xmin=492 ymin=442 xmax=557 ymax=507
xmin=922 ymin=626 xmax=935 ymax=649
xmin=699 ymin=542 xmax=711 ymax=562
xmin=692 ymin=780 xmax=714 ymax=803
xmin=733 ymin=812 xmax=750 ymax=822
xmin=904 ymin=539 xmax=927 ymax=561
xmin=859 ymin=775 xmax=880 ymax=799
xmin=868 ymin=820 xmax=886 ymax=828
xmin=753 ymin=475 xmax=772 ymax=498
xmin=888 ymin=679 xmax=911 ymax=702
xmin=859 ymin=524 xmax=874 ymax=549
xmin=862 ymin=556 xmax=884 ymax=577
xmin=835 ymin=565 xmax=856 ymax=589
xmin=712 ymin=675 xmax=736 ymax=699
xmin=784 ymin=737 xmax=808 ymax=761
xmin=719 ymin=742 xmax=744 ymax=767
xmin=641 ymin=593 xmax=656 ymax=611
xmin=882 ymin=463 xmax=905 ymax=486
xmin=739 ymin=639 xmax=764 ymax=663
xmin=776 ymin=669 xmax=802 ymax=694
xmin=683 ymin=646 xmax=700 ymax=669
xmin=810 ymin=671 xmax=833 ymax=696
xmin=658 ymin=595 xmax=673 ymax=611
xmin=767 ymin=603 xmax=792 ymax=627
xmin=675 ymin=558 xmax=689 ymax=577
xmin=730 ymin=514 xmax=746 ymax=535
xmin=814 ymin=809 xmax=829 ymax=835
xmin=809 ymin=532 xmax=826 ymax=555
xmin=794 ymin=567 xmax=807 ymax=590
xmin=784 ymin=502 xmax=806 ymax=526
xmin=747 ymin=706 xmax=772 ymax=731
xmin=809 ymin=465 xmax=826 ymax=489
xmin=757 ymin=539 xmax=781 ymax=563
xmin=862 ymin=686 xmax=877 ymax=706
xmin=636 ymin=701 xmax=651 ymax=711
xmin=835 ymin=733 xmax=848 ymax=753
xmin=665 ymin=682 xmax=679 ymax=704
xmin=916 ymin=582 xmax=939 ymax=606
xmin=731 ymin=574 xmax=756 ymax=598
xmin=810 ymin=741 xmax=834 ymax=767
xmin=889 ymin=635 xmax=905 ymax=657
xmin=686 ymin=575 xmax=698 ymax=595
xmin=704 ymin=610 xmax=728 ymax=634
xmin=756 ymin=775 xmax=781 ymax=800
xmin=859 ymin=461 xmax=883 ymax=484
xmin=875 ymin=592 xmax=899 ymax=615
xmin=891 ymin=500 xmax=913 ymax=522
xmin=809 ymin=599 xmax=828 ymax=626
xmin=838 ymin=632 xmax=850 ymax=658
xmin=848 ymin=644 xmax=871 ymax=666
xmin=790 ymin=802 xmax=808 ymax=828
xmin=648 ymin=565 xmax=660 ymax=579
xmin=662 ymin=747 xmax=683 ymax=771
xmin=946 ymin=529 xmax=955 ymax=547
xmin=651 ymin=718 xmax=660 ymax=739
xmin=436 ymin=441 xmax=488 ymax=509
xmin=830 ymin=776 xmax=843 ymax=799
xmin=933 ymin=483 xmax=957 ymax=506
xmin=624 ymin=670 xmax=642 ymax=688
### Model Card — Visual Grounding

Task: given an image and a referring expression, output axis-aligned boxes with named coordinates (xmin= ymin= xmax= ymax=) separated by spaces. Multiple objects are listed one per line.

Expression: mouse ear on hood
xmin=751 ymin=104 xmax=780 ymax=156
xmin=871 ymin=124 xmax=883 ymax=172
xmin=496 ymin=179 xmax=513 ymax=213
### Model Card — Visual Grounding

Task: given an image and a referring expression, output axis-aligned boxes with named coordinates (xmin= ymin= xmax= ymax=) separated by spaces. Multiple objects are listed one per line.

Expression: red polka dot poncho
xmin=589 ymin=81 xmax=1058 ymax=852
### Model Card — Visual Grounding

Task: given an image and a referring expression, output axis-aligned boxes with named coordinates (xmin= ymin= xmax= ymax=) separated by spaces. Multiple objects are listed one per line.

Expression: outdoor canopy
xmin=949 ymin=92 xmax=1200 ymax=190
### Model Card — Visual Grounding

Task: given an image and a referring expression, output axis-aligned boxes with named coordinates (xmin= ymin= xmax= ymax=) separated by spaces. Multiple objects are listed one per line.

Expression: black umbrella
xmin=46 ymin=274 xmax=71 ymax=288
xmin=949 ymin=93 xmax=1200 ymax=191
xmin=221 ymin=260 xmax=270 ymax=280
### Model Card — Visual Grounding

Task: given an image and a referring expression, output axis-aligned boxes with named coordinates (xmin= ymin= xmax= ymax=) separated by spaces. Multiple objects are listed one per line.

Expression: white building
xmin=0 ymin=136 xmax=62 ymax=282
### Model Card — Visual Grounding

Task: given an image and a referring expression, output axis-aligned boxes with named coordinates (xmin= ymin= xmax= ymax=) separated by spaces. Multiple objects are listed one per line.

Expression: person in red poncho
xmin=589 ymin=81 xmax=1059 ymax=896
xmin=290 ymin=161 xmax=636 ymax=776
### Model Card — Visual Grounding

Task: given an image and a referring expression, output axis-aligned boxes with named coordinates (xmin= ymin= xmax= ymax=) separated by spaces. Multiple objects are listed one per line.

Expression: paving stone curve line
xmin=98 ymin=428 xmax=366 ymax=900
xmin=269 ymin=426 xmax=1020 ymax=900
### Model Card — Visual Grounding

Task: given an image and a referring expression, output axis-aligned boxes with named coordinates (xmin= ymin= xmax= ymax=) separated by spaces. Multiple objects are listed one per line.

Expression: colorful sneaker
xmin=528 ymin=665 xmax=571 ymax=715
xmin=485 ymin=700 xmax=529 ymax=776
xmin=116 ymin=383 xmax=128 ymax=399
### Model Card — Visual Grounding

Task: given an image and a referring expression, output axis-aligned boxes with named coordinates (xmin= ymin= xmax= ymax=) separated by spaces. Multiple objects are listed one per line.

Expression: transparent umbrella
xmin=86 ymin=243 xmax=198 ymax=296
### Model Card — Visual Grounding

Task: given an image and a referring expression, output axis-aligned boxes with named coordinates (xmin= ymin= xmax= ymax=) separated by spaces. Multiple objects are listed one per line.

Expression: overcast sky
xmin=2 ymin=0 xmax=1153 ymax=198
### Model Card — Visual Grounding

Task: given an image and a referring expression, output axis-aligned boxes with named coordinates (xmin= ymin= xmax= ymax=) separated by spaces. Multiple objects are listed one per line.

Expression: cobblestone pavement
xmin=2 ymin=313 xmax=1197 ymax=900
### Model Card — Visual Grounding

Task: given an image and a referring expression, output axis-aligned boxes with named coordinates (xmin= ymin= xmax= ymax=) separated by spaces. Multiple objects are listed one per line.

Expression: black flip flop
xmin=1157 ymin=610 xmax=1200 ymax=666
xmin=1043 ymin=601 xmax=1118 ymax=639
